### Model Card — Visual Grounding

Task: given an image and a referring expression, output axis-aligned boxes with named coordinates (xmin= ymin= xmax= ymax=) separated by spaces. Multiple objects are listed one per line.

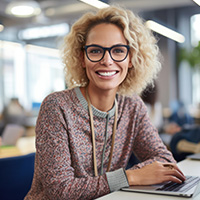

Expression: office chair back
xmin=0 ymin=152 xmax=35 ymax=200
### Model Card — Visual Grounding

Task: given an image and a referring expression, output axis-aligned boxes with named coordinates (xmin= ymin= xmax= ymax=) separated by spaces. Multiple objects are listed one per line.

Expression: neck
xmin=80 ymin=86 xmax=117 ymax=112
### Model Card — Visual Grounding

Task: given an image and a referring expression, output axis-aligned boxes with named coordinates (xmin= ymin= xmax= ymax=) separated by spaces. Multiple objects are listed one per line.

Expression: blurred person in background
xmin=141 ymin=81 xmax=163 ymax=131
xmin=140 ymin=83 xmax=200 ymax=162
xmin=2 ymin=97 xmax=26 ymax=126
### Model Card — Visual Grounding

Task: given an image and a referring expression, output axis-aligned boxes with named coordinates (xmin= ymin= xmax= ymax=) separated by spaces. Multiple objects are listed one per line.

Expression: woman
xmin=25 ymin=6 xmax=185 ymax=200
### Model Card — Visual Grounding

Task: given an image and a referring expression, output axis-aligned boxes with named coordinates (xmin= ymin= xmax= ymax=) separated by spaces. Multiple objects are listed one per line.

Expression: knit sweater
xmin=25 ymin=87 xmax=175 ymax=200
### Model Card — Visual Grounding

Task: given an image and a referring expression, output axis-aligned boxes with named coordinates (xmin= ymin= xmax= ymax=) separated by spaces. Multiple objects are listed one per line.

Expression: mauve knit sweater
xmin=25 ymin=87 xmax=175 ymax=200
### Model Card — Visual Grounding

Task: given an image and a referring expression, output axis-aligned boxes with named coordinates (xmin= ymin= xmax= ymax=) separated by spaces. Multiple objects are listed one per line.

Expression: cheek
xmin=83 ymin=58 xmax=91 ymax=69
xmin=122 ymin=59 xmax=132 ymax=71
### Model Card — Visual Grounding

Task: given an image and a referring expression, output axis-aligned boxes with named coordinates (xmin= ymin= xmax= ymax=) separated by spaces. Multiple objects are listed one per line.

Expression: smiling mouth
xmin=96 ymin=71 xmax=118 ymax=77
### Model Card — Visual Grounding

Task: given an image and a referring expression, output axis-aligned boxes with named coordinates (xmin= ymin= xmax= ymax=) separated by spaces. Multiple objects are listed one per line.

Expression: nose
xmin=100 ymin=50 xmax=113 ymax=65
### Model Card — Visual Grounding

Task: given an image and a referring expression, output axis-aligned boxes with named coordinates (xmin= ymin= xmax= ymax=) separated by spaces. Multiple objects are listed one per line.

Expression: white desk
xmin=97 ymin=159 xmax=200 ymax=200
xmin=0 ymin=136 xmax=36 ymax=158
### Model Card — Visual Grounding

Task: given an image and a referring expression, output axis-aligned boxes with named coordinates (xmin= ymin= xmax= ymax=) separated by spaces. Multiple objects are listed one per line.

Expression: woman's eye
xmin=89 ymin=48 xmax=102 ymax=54
xmin=113 ymin=48 xmax=124 ymax=53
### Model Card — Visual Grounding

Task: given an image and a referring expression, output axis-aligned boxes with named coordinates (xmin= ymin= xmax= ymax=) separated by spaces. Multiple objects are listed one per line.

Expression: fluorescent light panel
xmin=145 ymin=20 xmax=185 ymax=43
xmin=18 ymin=23 xmax=69 ymax=40
xmin=193 ymin=0 xmax=200 ymax=6
xmin=79 ymin=0 xmax=109 ymax=9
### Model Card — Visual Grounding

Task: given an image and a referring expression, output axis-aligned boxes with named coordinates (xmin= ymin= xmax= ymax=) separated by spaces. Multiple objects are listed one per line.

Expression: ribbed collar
xmin=74 ymin=87 xmax=116 ymax=119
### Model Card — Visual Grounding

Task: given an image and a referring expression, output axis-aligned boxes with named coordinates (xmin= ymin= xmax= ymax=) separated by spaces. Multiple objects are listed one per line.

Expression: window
xmin=0 ymin=41 xmax=25 ymax=112
xmin=26 ymin=45 xmax=65 ymax=111
xmin=0 ymin=41 xmax=65 ymax=114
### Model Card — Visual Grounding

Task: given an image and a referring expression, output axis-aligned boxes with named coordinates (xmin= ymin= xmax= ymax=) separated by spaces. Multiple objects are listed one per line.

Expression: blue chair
xmin=0 ymin=153 xmax=35 ymax=200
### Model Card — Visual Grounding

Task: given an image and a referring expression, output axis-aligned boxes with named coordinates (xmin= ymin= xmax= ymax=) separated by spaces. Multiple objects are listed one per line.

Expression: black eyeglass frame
xmin=83 ymin=44 xmax=130 ymax=62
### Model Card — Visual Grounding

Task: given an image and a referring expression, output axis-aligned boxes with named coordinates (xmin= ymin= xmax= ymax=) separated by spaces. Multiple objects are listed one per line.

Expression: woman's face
xmin=83 ymin=23 xmax=132 ymax=93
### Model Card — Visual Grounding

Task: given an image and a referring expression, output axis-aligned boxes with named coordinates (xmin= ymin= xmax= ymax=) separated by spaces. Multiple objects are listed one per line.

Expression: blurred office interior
xmin=0 ymin=0 xmax=200 ymax=139
xmin=1 ymin=2 xmax=200 ymax=198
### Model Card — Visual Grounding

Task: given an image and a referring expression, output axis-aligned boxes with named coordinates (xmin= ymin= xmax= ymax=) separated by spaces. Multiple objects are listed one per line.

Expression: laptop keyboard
xmin=157 ymin=176 xmax=200 ymax=192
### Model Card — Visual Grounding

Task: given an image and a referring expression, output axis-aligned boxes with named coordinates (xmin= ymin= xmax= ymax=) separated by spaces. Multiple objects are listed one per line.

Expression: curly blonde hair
xmin=61 ymin=6 xmax=161 ymax=95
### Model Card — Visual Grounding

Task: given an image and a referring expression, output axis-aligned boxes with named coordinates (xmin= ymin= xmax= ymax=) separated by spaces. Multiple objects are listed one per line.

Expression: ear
xmin=128 ymin=57 xmax=133 ymax=68
xmin=81 ymin=51 xmax=86 ymax=68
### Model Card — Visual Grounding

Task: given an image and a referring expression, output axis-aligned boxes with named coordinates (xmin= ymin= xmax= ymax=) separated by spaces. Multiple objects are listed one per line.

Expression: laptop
xmin=1 ymin=124 xmax=25 ymax=146
xmin=121 ymin=175 xmax=200 ymax=198
xmin=187 ymin=153 xmax=200 ymax=160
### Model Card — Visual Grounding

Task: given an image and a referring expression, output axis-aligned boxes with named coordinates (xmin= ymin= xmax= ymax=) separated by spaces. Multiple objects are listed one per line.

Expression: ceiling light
xmin=193 ymin=0 xmax=200 ymax=6
xmin=79 ymin=0 xmax=110 ymax=9
xmin=0 ymin=24 xmax=4 ymax=32
xmin=6 ymin=1 xmax=41 ymax=18
xmin=145 ymin=20 xmax=185 ymax=43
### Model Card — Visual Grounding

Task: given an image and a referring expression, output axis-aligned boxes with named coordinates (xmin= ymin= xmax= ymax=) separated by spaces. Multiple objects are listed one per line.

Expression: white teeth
xmin=97 ymin=71 xmax=116 ymax=76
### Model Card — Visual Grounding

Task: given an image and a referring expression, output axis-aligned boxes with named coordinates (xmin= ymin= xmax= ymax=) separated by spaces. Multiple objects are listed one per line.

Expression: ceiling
xmin=0 ymin=0 xmax=197 ymax=45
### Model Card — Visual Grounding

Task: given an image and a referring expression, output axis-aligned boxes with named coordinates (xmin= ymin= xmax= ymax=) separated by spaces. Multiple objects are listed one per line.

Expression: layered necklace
xmin=85 ymin=87 xmax=118 ymax=176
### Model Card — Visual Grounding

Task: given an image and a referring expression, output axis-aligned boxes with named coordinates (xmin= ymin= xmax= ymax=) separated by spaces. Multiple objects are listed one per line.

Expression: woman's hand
xmin=126 ymin=161 xmax=186 ymax=186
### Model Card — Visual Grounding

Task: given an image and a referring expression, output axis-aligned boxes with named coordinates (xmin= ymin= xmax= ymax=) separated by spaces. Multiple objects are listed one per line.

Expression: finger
xmin=165 ymin=175 xmax=184 ymax=184
xmin=173 ymin=171 xmax=185 ymax=182
xmin=163 ymin=163 xmax=185 ymax=177
xmin=162 ymin=163 xmax=186 ymax=182
xmin=173 ymin=165 xmax=185 ymax=177
xmin=165 ymin=168 xmax=186 ymax=182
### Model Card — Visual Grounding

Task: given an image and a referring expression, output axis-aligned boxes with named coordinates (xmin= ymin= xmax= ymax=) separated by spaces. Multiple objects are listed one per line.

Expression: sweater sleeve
xmin=30 ymin=94 xmax=111 ymax=200
xmin=106 ymin=168 xmax=129 ymax=192
xmin=131 ymin=99 xmax=176 ymax=169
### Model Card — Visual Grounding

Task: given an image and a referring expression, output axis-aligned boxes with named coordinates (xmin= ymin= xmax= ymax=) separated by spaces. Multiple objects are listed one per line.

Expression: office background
xmin=0 ymin=0 xmax=200 ymax=122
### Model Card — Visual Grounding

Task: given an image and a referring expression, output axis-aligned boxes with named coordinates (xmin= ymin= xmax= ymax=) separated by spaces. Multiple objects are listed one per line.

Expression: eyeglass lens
xmin=85 ymin=45 xmax=129 ymax=62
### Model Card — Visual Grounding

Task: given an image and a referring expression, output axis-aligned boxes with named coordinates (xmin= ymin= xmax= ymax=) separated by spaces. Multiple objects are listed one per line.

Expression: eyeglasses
xmin=83 ymin=44 xmax=130 ymax=62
